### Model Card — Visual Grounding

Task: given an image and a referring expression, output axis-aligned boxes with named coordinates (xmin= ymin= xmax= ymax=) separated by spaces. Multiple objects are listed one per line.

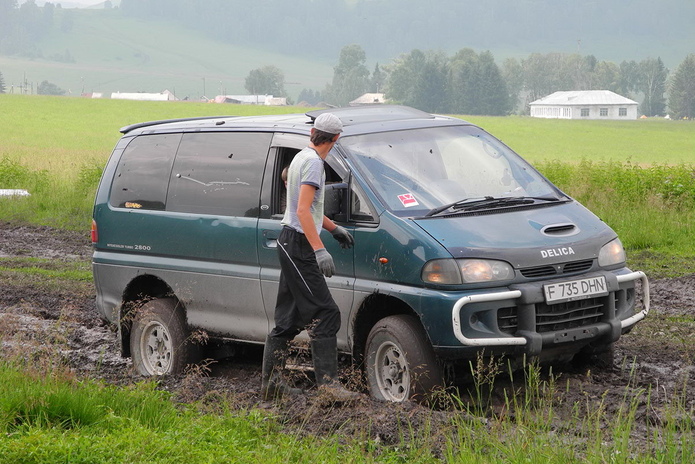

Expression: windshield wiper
xmin=424 ymin=195 xmax=561 ymax=217
xmin=425 ymin=196 xmax=493 ymax=217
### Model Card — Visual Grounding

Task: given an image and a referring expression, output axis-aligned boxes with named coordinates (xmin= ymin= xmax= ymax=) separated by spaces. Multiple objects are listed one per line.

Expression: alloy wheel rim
xmin=141 ymin=321 xmax=173 ymax=375
xmin=374 ymin=341 xmax=409 ymax=402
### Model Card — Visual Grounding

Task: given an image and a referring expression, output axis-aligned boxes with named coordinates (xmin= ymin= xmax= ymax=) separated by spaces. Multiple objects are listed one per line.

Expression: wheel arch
xmin=118 ymin=274 xmax=182 ymax=358
xmin=351 ymin=291 xmax=428 ymax=365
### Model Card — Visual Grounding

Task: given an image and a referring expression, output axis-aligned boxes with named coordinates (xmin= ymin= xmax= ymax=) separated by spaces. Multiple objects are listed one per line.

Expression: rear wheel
xmin=365 ymin=315 xmax=443 ymax=402
xmin=130 ymin=297 xmax=194 ymax=376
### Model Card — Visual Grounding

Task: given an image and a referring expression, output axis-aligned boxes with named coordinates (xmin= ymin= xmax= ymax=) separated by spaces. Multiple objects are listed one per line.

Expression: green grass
xmin=0 ymin=359 xmax=691 ymax=463
xmin=0 ymin=257 xmax=92 ymax=282
xmin=463 ymin=115 xmax=695 ymax=165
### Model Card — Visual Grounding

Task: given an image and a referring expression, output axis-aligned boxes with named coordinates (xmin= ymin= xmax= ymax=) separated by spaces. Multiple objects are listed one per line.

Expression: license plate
xmin=543 ymin=276 xmax=608 ymax=304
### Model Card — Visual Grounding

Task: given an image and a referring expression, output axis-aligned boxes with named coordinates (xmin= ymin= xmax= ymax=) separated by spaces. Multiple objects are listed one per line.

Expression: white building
xmin=111 ymin=90 xmax=178 ymax=101
xmin=212 ymin=95 xmax=287 ymax=105
xmin=349 ymin=93 xmax=387 ymax=106
xmin=529 ymin=90 xmax=638 ymax=120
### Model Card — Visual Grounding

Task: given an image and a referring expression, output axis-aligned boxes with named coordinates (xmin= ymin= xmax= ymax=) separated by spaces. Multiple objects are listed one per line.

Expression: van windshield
xmin=340 ymin=125 xmax=561 ymax=217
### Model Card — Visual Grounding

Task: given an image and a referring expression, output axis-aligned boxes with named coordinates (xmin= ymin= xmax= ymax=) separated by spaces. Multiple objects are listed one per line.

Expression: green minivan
xmin=91 ymin=106 xmax=649 ymax=402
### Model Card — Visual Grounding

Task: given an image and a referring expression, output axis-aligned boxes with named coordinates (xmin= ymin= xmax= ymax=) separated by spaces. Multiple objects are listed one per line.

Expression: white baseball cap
xmin=313 ymin=113 xmax=343 ymax=134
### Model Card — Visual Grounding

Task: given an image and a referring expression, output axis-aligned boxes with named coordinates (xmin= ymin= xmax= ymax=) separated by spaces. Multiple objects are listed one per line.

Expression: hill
xmin=0 ymin=9 xmax=334 ymax=101
xmin=1 ymin=1 xmax=693 ymax=102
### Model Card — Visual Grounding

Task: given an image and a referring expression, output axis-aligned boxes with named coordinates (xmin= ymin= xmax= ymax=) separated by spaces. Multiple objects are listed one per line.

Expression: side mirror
xmin=324 ymin=182 xmax=348 ymax=222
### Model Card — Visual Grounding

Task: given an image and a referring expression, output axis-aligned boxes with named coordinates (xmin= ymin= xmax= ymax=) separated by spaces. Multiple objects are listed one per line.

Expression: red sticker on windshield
xmin=398 ymin=193 xmax=419 ymax=207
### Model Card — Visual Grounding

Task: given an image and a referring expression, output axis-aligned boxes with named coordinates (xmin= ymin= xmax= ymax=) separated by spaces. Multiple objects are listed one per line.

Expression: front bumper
xmin=450 ymin=270 xmax=649 ymax=349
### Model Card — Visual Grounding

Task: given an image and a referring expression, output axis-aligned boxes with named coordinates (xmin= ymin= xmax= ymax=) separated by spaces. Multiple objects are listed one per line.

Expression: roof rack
xmin=119 ymin=116 xmax=232 ymax=134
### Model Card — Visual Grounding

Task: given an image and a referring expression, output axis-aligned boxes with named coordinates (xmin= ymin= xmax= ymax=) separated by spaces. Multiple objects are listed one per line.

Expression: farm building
xmin=349 ymin=93 xmax=387 ymax=106
xmin=111 ymin=90 xmax=178 ymax=101
xmin=212 ymin=95 xmax=287 ymax=105
xmin=529 ymin=90 xmax=638 ymax=120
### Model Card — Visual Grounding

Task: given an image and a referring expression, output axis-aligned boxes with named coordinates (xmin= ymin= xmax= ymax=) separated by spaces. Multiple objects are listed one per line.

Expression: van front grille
xmin=519 ymin=259 xmax=594 ymax=278
xmin=535 ymin=298 xmax=603 ymax=333
xmin=520 ymin=265 xmax=556 ymax=278
xmin=497 ymin=297 xmax=604 ymax=335
xmin=562 ymin=260 xmax=593 ymax=273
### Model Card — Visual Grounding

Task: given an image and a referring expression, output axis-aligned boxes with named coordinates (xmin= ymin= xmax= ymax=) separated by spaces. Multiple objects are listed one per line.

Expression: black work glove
xmin=330 ymin=225 xmax=354 ymax=249
xmin=314 ymin=248 xmax=335 ymax=277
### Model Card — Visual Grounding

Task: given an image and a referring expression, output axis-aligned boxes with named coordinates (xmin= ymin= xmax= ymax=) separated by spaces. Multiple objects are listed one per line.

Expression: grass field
xmin=463 ymin=115 xmax=695 ymax=165
xmin=0 ymin=94 xmax=694 ymax=272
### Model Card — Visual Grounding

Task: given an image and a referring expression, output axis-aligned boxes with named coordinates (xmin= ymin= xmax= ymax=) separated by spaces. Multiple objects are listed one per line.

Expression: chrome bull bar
xmin=451 ymin=271 xmax=650 ymax=346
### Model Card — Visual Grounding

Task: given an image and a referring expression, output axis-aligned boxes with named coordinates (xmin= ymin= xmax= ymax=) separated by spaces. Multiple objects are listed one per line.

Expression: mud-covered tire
xmin=130 ymin=297 xmax=193 ymax=376
xmin=365 ymin=315 xmax=444 ymax=403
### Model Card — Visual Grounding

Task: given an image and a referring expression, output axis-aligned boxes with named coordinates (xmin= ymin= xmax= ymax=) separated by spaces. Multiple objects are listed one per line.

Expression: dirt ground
xmin=1 ymin=222 xmax=694 ymax=455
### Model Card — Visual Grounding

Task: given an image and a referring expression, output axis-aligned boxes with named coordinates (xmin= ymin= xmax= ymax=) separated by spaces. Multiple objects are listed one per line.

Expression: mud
xmin=1 ymin=222 xmax=693 ymax=455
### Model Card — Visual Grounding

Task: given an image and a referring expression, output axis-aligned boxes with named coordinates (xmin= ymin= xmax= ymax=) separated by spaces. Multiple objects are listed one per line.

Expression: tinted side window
xmin=167 ymin=132 xmax=271 ymax=217
xmin=109 ymin=134 xmax=181 ymax=210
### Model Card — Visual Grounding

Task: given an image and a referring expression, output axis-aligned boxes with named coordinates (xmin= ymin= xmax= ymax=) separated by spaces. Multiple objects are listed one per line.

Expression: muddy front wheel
xmin=365 ymin=315 xmax=443 ymax=403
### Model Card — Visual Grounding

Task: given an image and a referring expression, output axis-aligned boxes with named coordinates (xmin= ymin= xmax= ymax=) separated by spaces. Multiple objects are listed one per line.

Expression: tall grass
xmin=537 ymin=160 xmax=695 ymax=257
xmin=1 ymin=357 xmax=691 ymax=463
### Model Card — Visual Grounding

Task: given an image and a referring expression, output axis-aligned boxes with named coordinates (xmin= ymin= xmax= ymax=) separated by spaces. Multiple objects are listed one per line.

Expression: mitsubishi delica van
xmin=91 ymin=105 xmax=649 ymax=402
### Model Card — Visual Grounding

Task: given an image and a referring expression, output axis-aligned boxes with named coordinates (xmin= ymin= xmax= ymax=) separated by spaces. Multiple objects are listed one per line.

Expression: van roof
xmin=119 ymin=105 xmax=470 ymax=136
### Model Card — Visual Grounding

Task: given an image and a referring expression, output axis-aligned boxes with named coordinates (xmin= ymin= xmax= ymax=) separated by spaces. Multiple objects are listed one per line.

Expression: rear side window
xmin=166 ymin=132 xmax=271 ymax=216
xmin=109 ymin=134 xmax=181 ymax=210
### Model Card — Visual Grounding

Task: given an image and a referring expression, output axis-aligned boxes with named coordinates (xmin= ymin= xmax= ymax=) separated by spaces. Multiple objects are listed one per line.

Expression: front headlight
xmin=598 ymin=238 xmax=626 ymax=267
xmin=422 ymin=259 xmax=514 ymax=284
xmin=459 ymin=259 xmax=514 ymax=283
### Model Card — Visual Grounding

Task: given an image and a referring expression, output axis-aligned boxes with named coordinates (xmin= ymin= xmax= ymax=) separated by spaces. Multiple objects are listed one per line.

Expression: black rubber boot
xmin=310 ymin=337 xmax=360 ymax=402
xmin=261 ymin=336 xmax=303 ymax=400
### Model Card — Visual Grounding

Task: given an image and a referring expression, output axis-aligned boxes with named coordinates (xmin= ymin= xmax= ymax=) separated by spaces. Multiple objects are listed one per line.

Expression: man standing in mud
xmin=261 ymin=112 xmax=360 ymax=402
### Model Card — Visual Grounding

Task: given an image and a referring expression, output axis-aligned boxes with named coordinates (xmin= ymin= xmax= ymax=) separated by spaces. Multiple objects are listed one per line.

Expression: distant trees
xmin=37 ymin=80 xmax=65 ymax=95
xmin=384 ymin=48 xmax=509 ymax=115
xmin=668 ymin=54 xmax=695 ymax=119
xmin=0 ymin=0 xmax=73 ymax=56
xmin=638 ymin=57 xmax=668 ymax=116
xmin=297 ymin=88 xmax=322 ymax=105
xmin=244 ymin=65 xmax=286 ymax=96
xmin=369 ymin=63 xmax=385 ymax=94
xmin=616 ymin=60 xmax=640 ymax=98
xmin=0 ymin=71 xmax=6 ymax=93
xmin=501 ymin=58 xmax=524 ymax=112
xmin=323 ymin=44 xmax=370 ymax=106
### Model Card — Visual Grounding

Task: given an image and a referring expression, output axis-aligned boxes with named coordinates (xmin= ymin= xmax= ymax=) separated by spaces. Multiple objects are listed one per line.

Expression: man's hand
xmin=314 ymin=248 xmax=335 ymax=277
xmin=330 ymin=225 xmax=354 ymax=249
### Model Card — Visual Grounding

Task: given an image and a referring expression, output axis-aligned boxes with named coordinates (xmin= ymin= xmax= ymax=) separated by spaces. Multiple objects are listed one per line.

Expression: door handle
xmin=263 ymin=230 xmax=279 ymax=248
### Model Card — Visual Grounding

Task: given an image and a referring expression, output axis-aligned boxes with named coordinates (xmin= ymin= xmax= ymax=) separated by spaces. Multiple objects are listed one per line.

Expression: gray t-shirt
xmin=281 ymin=147 xmax=325 ymax=235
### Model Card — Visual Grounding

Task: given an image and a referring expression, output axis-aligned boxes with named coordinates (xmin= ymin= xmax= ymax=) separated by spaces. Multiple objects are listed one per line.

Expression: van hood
xmin=412 ymin=202 xmax=616 ymax=268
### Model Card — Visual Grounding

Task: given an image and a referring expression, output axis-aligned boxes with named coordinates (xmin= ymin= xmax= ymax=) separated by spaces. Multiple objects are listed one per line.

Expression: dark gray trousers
xmin=269 ymin=226 xmax=341 ymax=340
